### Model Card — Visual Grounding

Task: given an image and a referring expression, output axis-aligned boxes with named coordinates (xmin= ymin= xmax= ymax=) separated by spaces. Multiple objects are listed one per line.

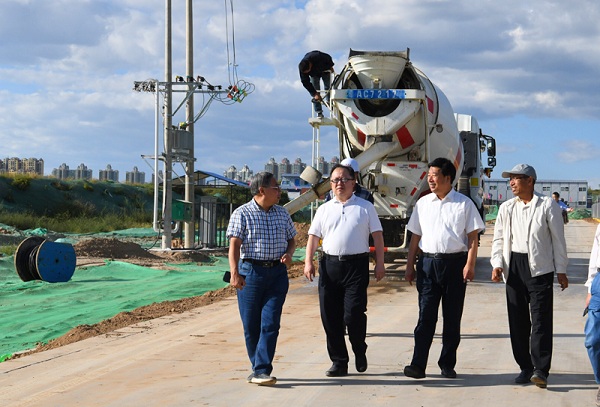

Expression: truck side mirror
xmin=486 ymin=139 xmax=496 ymax=157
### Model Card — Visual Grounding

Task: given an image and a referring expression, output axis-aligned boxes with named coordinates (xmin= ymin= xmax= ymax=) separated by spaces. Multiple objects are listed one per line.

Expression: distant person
xmin=304 ymin=163 xmax=385 ymax=377
xmin=552 ymin=192 xmax=569 ymax=224
xmin=585 ymin=223 xmax=600 ymax=406
xmin=299 ymin=50 xmax=334 ymax=118
xmin=324 ymin=158 xmax=374 ymax=204
xmin=491 ymin=164 xmax=568 ymax=389
xmin=403 ymin=157 xmax=485 ymax=380
xmin=226 ymin=172 xmax=297 ymax=386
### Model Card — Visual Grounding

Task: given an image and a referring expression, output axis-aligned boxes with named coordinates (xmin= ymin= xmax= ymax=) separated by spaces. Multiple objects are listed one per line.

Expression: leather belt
xmin=421 ymin=252 xmax=467 ymax=259
xmin=323 ymin=253 xmax=369 ymax=262
xmin=243 ymin=259 xmax=281 ymax=268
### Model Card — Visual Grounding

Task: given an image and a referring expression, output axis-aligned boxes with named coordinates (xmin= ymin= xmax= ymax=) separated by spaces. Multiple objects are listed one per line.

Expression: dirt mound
xmin=294 ymin=222 xmax=310 ymax=247
xmin=74 ymin=238 xmax=159 ymax=260
xmin=74 ymin=238 xmax=212 ymax=263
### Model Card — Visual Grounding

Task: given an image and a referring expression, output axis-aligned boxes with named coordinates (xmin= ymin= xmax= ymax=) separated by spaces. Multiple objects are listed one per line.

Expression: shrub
xmin=51 ymin=181 xmax=72 ymax=191
xmin=11 ymin=175 xmax=32 ymax=191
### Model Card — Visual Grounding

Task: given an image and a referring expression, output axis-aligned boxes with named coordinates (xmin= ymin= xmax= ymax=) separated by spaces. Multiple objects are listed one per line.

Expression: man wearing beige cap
xmin=490 ymin=163 xmax=568 ymax=389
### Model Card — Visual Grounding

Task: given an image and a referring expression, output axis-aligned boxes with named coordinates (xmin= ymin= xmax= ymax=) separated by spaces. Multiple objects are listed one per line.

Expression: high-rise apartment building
xmin=99 ymin=164 xmax=119 ymax=182
xmin=264 ymin=157 xmax=278 ymax=180
xmin=51 ymin=163 xmax=92 ymax=180
xmin=224 ymin=165 xmax=237 ymax=180
xmin=237 ymin=164 xmax=253 ymax=182
xmin=0 ymin=157 xmax=44 ymax=175
xmin=277 ymin=158 xmax=291 ymax=181
xmin=125 ymin=166 xmax=146 ymax=184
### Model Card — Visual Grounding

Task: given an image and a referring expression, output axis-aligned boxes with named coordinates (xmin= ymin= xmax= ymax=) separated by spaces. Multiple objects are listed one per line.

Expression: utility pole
xmin=162 ymin=0 xmax=173 ymax=250
xmin=134 ymin=1 xmax=254 ymax=250
xmin=184 ymin=0 xmax=195 ymax=249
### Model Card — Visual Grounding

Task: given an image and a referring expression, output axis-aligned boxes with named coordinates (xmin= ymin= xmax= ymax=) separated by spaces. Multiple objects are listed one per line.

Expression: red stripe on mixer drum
xmin=396 ymin=126 xmax=415 ymax=148
xmin=427 ymin=97 xmax=434 ymax=113
xmin=357 ymin=129 xmax=366 ymax=146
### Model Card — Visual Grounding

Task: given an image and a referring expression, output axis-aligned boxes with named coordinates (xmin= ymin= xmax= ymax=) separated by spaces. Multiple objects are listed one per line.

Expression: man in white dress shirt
xmin=403 ymin=157 xmax=485 ymax=380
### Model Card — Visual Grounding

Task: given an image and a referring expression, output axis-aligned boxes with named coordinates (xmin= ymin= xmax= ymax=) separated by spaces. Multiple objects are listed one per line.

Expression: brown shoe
xmin=530 ymin=370 xmax=547 ymax=389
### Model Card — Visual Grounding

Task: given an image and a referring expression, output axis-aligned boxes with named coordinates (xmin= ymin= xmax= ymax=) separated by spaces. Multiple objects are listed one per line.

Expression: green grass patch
xmin=0 ymin=245 xmax=17 ymax=257
xmin=0 ymin=211 xmax=152 ymax=234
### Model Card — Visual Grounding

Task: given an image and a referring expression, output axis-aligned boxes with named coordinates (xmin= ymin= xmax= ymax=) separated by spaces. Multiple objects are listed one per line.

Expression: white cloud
xmin=557 ymin=140 xmax=600 ymax=163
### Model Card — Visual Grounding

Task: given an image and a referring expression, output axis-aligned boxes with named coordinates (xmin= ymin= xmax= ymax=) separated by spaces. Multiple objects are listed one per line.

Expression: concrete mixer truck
xmin=285 ymin=49 xmax=496 ymax=254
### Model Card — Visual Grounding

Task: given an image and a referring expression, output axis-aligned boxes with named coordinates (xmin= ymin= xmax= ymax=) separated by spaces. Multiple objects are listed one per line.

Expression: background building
xmin=264 ymin=157 xmax=278 ymax=180
xmin=99 ymin=164 xmax=119 ymax=182
xmin=125 ymin=166 xmax=146 ymax=184
xmin=223 ymin=164 xmax=253 ymax=183
xmin=52 ymin=163 xmax=93 ymax=180
xmin=277 ymin=158 xmax=291 ymax=182
xmin=0 ymin=157 xmax=44 ymax=175
xmin=484 ymin=179 xmax=588 ymax=208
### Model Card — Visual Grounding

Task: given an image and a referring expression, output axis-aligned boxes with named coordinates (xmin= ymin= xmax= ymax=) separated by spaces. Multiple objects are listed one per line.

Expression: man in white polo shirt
xmin=304 ymin=163 xmax=385 ymax=377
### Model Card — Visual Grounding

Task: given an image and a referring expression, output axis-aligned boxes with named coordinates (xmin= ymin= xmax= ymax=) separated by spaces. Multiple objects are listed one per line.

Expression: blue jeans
xmin=585 ymin=272 xmax=600 ymax=383
xmin=237 ymin=260 xmax=289 ymax=375
xmin=310 ymin=72 xmax=331 ymax=114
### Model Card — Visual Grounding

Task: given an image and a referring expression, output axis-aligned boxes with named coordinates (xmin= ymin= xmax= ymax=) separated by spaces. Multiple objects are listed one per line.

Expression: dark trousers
xmin=318 ymin=256 xmax=370 ymax=366
xmin=506 ymin=252 xmax=554 ymax=375
xmin=411 ymin=255 xmax=467 ymax=370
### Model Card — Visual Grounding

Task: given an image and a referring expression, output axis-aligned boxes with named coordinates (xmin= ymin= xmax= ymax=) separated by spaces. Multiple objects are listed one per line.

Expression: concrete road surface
xmin=2 ymin=220 xmax=599 ymax=407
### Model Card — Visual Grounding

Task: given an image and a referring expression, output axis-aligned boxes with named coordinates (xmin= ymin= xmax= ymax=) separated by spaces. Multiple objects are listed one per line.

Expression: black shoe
xmin=355 ymin=353 xmax=368 ymax=373
xmin=326 ymin=364 xmax=348 ymax=377
xmin=316 ymin=112 xmax=324 ymax=118
xmin=530 ymin=370 xmax=547 ymax=388
xmin=514 ymin=369 xmax=533 ymax=384
xmin=440 ymin=367 xmax=457 ymax=378
xmin=403 ymin=364 xmax=426 ymax=379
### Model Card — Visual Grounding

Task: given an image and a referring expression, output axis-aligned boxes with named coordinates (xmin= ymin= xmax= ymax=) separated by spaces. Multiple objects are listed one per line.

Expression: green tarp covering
xmin=0 ymin=247 xmax=307 ymax=362
xmin=0 ymin=256 xmax=230 ymax=361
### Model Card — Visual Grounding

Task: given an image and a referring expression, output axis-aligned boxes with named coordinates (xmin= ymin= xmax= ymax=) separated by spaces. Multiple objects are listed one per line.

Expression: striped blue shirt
xmin=226 ymin=199 xmax=297 ymax=261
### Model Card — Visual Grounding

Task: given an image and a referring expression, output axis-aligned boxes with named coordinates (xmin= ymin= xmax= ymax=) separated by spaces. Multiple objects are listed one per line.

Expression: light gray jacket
xmin=491 ymin=192 xmax=568 ymax=280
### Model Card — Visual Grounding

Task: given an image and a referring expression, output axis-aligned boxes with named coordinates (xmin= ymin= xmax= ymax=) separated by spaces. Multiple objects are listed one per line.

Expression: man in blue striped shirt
xmin=227 ymin=172 xmax=297 ymax=386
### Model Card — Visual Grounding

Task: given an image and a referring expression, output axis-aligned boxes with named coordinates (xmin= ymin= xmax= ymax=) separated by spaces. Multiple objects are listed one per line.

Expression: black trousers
xmin=506 ymin=252 xmax=554 ymax=375
xmin=411 ymin=254 xmax=467 ymax=370
xmin=318 ymin=256 xmax=370 ymax=366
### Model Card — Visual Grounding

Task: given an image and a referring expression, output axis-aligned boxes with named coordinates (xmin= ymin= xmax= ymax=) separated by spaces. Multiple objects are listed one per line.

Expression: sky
xmin=1 ymin=0 xmax=600 ymax=188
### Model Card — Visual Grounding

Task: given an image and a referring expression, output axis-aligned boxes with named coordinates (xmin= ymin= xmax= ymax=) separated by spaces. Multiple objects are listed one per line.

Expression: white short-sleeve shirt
xmin=407 ymin=189 xmax=485 ymax=254
xmin=308 ymin=194 xmax=382 ymax=255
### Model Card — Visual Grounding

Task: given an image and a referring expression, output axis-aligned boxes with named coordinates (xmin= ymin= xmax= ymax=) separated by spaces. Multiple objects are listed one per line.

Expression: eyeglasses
xmin=266 ymin=186 xmax=281 ymax=191
xmin=330 ymin=178 xmax=353 ymax=184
